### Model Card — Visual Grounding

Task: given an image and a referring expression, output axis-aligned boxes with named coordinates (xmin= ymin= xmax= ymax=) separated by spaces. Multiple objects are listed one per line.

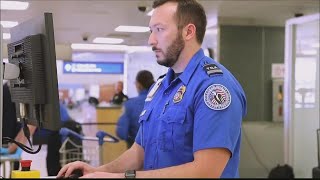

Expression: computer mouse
xmin=68 ymin=169 xmax=83 ymax=179
xmin=57 ymin=169 xmax=83 ymax=179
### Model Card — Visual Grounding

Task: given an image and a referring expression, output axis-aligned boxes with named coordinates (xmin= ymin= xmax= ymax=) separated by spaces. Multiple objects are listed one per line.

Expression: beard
xmin=153 ymin=33 xmax=185 ymax=67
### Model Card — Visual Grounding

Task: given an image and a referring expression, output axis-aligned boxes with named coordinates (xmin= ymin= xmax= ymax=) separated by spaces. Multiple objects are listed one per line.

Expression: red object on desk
xmin=20 ymin=160 xmax=32 ymax=171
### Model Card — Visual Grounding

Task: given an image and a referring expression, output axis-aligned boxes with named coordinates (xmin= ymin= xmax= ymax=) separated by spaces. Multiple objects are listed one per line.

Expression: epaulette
xmin=157 ymin=73 xmax=166 ymax=80
xmin=202 ymin=63 xmax=223 ymax=76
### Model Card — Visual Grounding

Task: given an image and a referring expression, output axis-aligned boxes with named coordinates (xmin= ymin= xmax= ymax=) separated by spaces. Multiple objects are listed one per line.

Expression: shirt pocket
xmin=159 ymin=107 xmax=187 ymax=152
xmin=138 ymin=108 xmax=153 ymax=147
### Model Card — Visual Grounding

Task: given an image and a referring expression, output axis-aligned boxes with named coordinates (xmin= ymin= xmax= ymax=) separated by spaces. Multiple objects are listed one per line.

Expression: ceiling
xmin=1 ymin=0 xmax=319 ymax=46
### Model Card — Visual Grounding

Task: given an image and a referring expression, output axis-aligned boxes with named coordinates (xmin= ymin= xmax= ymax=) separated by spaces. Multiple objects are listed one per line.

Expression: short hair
xmin=136 ymin=70 xmax=155 ymax=90
xmin=152 ymin=0 xmax=207 ymax=44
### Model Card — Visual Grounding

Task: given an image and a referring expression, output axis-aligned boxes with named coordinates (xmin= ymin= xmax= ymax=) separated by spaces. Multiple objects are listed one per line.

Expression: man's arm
xmin=95 ymin=142 xmax=144 ymax=173
xmin=8 ymin=124 xmax=37 ymax=153
xmin=136 ymin=148 xmax=230 ymax=178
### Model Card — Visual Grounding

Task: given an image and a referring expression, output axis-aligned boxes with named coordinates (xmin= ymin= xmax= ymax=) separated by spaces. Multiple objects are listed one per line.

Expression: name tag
xmin=145 ymin=78 xmax=164 ymax=102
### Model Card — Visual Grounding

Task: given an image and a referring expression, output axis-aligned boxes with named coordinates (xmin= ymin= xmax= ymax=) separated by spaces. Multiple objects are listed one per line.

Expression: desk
xmin=96 ymin=105 xmax=127 ymax=164
xmin=0 ymin=155 xmax=21 ymax=178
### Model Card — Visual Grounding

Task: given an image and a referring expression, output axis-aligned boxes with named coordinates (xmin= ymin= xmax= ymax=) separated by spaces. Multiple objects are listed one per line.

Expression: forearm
xmin=96 ymin=143 xmax=143 ymax=173
xmin=136 ymin=161 xmax=218 ymax=178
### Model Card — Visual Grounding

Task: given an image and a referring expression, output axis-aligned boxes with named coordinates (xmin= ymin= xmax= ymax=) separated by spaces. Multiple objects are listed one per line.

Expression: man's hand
xmin=57 ymin=161 xmax=96 ymax=178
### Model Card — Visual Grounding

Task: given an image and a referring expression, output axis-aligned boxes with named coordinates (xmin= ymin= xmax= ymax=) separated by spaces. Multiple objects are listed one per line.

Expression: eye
xmin=156 ymin=28 xmax=163 ymax=32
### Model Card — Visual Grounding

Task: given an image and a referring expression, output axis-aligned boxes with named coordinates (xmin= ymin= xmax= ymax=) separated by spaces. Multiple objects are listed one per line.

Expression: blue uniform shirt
xmin=135 ymin=49 xmax=247 ymax=178
xmin=116 ymin=90 xmax=148 ymax=142
xmin=60 ymin=102 xmax=71 ymax=122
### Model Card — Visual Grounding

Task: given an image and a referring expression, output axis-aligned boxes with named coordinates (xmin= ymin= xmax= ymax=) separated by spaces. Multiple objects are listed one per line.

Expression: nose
xmin=148 ymin=32 xmax=157 ymax=47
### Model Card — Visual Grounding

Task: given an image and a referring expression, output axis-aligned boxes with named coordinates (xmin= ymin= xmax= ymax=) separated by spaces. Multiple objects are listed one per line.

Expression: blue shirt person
xmin=135 ymin=49 xmax=247 ymax=177
xmin=57 ymin=0 xmax=247 ymax=178
xmin=116 ymin=70 xmax=155 ymax=148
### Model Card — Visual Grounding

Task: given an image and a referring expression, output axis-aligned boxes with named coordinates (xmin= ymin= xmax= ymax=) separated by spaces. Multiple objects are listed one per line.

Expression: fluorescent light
xmin=147 ymin=9 xmax=154 ymax=16
xmin=71 ymin=43 xmax=128 ymax=51
xmin=127 ymin=46 xmax=152 ymax=53
xmin=3 ymin=33 xmax=11 ymax=39
xmin=0 ymin=21 xmax=18 ymax=28
xmin=1 ymin=1 xmax=29 ymax=10
xmin=71 ymin=43 xmax=152 ymax=53
xmin=93 ymin=37 xmax=124 ymax=44
xmin=115 ymin=26 xmax=149 ymax=33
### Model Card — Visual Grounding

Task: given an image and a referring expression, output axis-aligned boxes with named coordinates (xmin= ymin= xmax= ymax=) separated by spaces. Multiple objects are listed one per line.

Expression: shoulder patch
xmin=203 ymin=64 xmax=223 ymax=76
xmin=204 ymin=84 xmax=231 ymax=110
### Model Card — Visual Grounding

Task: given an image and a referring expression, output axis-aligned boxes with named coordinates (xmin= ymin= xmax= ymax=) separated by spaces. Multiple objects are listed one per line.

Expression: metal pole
xmin=0 ymin=25 xmax=4 ymax=151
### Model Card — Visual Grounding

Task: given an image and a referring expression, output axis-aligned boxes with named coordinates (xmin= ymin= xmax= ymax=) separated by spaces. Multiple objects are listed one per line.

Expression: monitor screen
xmin=7 ymin=13 xmax=60 ymax=131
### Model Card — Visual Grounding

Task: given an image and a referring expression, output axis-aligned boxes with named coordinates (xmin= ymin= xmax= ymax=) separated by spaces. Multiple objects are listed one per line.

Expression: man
xmin=57 ymin=0 xmax=247 ymax=178
xmin=111 ymin=81 xmax=128 ymax=105
xmin=116 ymin=70 xmax=155 ymax=149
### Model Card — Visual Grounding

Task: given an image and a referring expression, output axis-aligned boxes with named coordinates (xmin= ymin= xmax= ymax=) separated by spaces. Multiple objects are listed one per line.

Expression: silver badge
xmin=145 ymin=78 xmax=164 ymax=101
xmin=204 ymin=84 xmax=231 ymax=110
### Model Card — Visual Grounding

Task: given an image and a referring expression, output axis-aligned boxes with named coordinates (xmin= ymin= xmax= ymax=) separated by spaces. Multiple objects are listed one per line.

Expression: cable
xmin=2 ymin=137 xmax=41 ymax=154
xmin=242 ymin=125 xmax=270 ymax=174
xmin=1 ymin=104 xmax=44 ymax=154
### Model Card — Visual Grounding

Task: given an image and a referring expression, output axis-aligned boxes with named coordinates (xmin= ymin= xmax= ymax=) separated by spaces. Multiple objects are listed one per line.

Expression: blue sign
xmin=63 ymin=62 xmax=123 ymax=74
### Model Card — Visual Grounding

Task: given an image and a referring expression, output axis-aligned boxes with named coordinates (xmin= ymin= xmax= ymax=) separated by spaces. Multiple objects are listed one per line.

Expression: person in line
xmin=58 ymin=0 xmax=247 ymax=178
xmin=116 ymin=70 xmax=155 ymax=149
xmin=111 ymin=81 xmax=128 ymax=105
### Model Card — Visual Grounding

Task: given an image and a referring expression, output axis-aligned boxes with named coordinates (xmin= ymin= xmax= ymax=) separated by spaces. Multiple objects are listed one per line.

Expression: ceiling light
xmin=115 ymin=26 xmax=149 ymax=33
xmin=71 ymin=43 xmax=128 ymax=51
xmin=0 ymin=1 xmax=29 ymax=10
xmin=71 ymin=43 xmax=152 ymax=53
xmin=147 ymin=9 xmax=154 ymax=16
xmin=0 ymin=21 xmax=18 ymax=28
xmin=3 ymin=33 xmax=11 ymax=39
xmin=93 ymin=37 xmax=124 ymax=44
xmin=127 ymin=46 xmax=152 ymax=53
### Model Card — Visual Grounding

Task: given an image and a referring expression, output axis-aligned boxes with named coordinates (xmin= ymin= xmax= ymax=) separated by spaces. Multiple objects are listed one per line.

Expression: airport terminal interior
xmin=0 ymin=0 xmax=319 ymax=178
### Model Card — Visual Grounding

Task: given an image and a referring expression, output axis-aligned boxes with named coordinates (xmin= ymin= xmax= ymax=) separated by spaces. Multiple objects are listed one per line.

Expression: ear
xmin=183 ymin=23 xmax=196 ymax=41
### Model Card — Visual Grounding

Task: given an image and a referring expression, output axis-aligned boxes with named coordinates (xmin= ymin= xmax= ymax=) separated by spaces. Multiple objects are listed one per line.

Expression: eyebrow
xmin=149 ymin=23 xmax=164 ymax=29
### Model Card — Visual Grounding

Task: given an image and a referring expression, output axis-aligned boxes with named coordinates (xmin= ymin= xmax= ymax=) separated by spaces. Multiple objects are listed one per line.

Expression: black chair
xmin=313 ymin=129 xmax=320 ymax=178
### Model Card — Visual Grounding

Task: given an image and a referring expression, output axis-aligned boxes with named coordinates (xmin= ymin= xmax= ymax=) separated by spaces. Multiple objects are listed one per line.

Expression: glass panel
xmin=293 ymin=18 xmax=319 ymax=178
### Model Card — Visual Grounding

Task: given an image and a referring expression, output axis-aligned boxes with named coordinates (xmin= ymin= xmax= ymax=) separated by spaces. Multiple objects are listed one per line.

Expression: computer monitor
xmin=7 ymin=13 xmax=60 ymax=131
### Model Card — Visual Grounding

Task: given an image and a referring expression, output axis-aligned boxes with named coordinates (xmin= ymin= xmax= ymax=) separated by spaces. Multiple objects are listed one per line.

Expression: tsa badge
xmin=204 ymin=84 xmax=231 ymax=110
xmin=173 ymin=85 xmax=186 ymax=103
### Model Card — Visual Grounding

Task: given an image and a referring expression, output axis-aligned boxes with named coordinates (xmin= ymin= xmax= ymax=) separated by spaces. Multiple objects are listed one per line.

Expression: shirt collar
xmin=163 ymin=48 xmax=205 ymax=87
xmin=179 ymin=48 xmax=205 ymax=85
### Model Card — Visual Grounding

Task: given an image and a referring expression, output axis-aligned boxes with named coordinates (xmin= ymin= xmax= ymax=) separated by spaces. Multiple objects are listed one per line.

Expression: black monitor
xmin=7 ymin=13 xmax=60 ymax=131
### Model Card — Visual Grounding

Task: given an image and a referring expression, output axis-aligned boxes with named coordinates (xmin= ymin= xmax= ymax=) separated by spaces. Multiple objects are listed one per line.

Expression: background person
xmin=116 ymin=70 xmax=155 ymax=149
xmin=111 ymin=81 xmax=128 ymax=105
